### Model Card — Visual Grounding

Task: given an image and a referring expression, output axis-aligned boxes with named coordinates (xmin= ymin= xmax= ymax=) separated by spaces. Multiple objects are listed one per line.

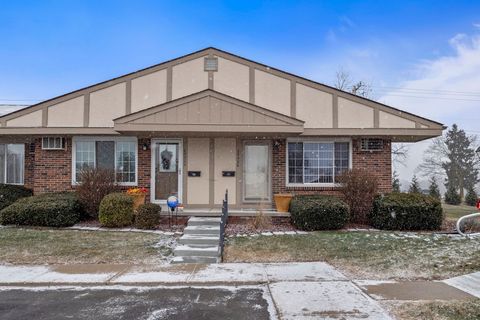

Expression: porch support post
xmin=209 ymin=138 xmax=215 ymax=206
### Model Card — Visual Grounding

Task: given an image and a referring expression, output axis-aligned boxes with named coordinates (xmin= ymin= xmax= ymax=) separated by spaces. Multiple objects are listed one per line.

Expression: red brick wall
xmin=352 ymin=138 xmax=392 ymax=193
xmin=271 ymin=137 xmax=392 ymax=202
xmin=32 ymin=138 xmax=73 ymax=194
xmin=22 ymin=137 xmax=152 ymax=195
xmin=137 ymin=138 xmax=151 ymax=198
xmin=24 ymin=142 xmax=35 ymax=190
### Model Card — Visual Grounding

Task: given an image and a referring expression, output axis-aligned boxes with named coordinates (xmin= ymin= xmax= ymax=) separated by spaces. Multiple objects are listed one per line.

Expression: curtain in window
xmin=116 ymin=141 xmax=136 ymax=183
xmin=75 ymin=141 xmax=95 ymax=181
xmin=0 ymin=145 xmax=5 ymax=183
xmin=287 ymin=142 xmax=350 ymax=184
xmin=6 ymin=144 xmax=24 ymax=184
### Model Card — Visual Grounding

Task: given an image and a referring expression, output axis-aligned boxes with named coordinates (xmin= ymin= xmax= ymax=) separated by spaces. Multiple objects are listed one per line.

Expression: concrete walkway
xmin=0 ymin=262 xmax=478 ymax=319
xmin=0 ymin=262 xmax=393 ymax=319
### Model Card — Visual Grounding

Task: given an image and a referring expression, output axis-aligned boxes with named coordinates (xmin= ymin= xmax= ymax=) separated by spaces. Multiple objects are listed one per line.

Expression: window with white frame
xmin=287 ymin=141 xmax=350 ymax=185
xmin=0 ymin=144 xmax=25 ymax=185
xmin=73 ymin=138 xmax=137 ymax=184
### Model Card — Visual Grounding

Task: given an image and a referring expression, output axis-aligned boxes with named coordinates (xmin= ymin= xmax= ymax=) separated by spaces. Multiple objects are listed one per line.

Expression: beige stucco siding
xmin=338 ymin=97 xmax=374 ymax=128
xmin=214 ymin=138 xmax=236 ymax=205
xmin=131 ymin=70 xmax=167 ymax=113
xmin=254 ymin=70 xmax=291 ymax=116
xmin=296 ymin=83 xmax=333 ymax=128
xmin=214 ymin=57 xmax=249 ymax=101
xmin=186 ymin=138 xmax=210 ymax=205
xmin=6 ymin=110 xmax=42 ymax=127
xmin=379 ymin=111 xmax=416 ymax=128
xmin=47 ymin=96 xmax=84 ymax=127
xmin=89 ymin=83 xmax=126 ymax=127
xmin=172 ymin=57 xmax=209 ymax=100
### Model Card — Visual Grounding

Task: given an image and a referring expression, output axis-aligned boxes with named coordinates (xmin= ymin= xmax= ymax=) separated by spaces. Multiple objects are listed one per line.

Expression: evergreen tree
xmin=392 ymin=171 xmax=401 ymax=193
xmin=465 ymin=187 xmax=478 ymax=206
xmin=444 ymin=183 xmax=461 ymax=205
xmin=428 ymin=176 xmax=441 ymax=200
xmin=409 ymin=175 xmax=421 ymax=194
xmin=442 ymin=124 xmax=479 ymax=200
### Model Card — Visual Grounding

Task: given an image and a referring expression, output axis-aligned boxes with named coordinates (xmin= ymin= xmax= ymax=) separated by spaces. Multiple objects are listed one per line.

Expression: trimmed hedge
xmin=369 ymin=192 xmax=443 ymax=230
xmin=0 ymin=184 xmax=33 ymax=211
xmin=290 ymin=195 xmax=349 ymax=231
xmin=134 ymin=203 xmax=161 ymax=229
xmin=0 ymin=192 xmax=82 ymax=227
xmin=98 ymin=193 xmax=134 ymax=228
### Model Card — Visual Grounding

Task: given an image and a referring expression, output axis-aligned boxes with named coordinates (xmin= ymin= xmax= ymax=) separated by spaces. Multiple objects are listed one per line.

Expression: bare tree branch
xmin=392 ymin=143 xmax=409 ymax=167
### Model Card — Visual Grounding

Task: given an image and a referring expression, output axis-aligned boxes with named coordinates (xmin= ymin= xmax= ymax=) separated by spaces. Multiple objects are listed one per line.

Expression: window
xmin=287 ymin=141 xmax=350 ymax=185
xmin=73 ymin=138 xmax=137 ymax=185
xmin=42 ymin=137 xmax=66 ymax=150
xmin=0 ymin=144 xmax=24 ymax=185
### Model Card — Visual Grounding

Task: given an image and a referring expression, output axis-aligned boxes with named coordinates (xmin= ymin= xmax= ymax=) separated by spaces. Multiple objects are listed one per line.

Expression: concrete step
xmin=174 ymin=245 xmax=219 ymax=257
xmin=179 ymin=234 xmax=219 ymax=246
xmin=188 ymin=217 xmax=222 ymax=226
xmin=170 ymin=256 xmax=219 ymax=264
xmin=184 ymin=225 xmax=220 ymax=236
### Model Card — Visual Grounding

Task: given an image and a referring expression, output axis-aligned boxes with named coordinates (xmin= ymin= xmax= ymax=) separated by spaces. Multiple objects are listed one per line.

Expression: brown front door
xmin=154 ymin=141 xmax=181 ymax=201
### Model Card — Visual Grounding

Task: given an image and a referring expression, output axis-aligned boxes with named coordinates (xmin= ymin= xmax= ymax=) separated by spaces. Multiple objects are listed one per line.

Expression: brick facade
xmin=24 ymin=137 xmax=153 ymax=196
xmin=271 ymin=138 xmax=392 ymax=203
xmin=22 ymin=136 xmax=392 ymax=201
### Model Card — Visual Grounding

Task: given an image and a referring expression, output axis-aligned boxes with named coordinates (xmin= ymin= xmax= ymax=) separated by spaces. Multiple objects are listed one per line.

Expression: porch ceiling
xmin=114 ymin=90 xmax=305 ymax=134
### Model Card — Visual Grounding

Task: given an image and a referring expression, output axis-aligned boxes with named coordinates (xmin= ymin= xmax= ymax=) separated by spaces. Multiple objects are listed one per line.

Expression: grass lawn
xmin=442 ymin=203 xmax=477 ymax=220
xmin=224 ymin=231 xmax=480 ymax=280
xmin=0 ymin=227 xmax=174 ymax=265
xmin=386 ymin=300 xmax=480 ymax=320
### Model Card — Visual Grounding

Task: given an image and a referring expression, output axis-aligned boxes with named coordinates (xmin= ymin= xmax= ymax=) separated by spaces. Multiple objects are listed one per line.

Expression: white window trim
xmin=71 ymin=136 xmax=138 ymax=186
xmin=285 ymin=137 xmax=352 ymax=188
xmin=0 ymin=143 xmax=25 ymax=186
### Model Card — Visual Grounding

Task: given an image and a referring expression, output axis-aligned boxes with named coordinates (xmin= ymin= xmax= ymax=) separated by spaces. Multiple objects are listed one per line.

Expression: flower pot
xmin=130 ymin=194 xmax=146 ymax=212
xmin=274 ymin=193 xmax=293 ymax=213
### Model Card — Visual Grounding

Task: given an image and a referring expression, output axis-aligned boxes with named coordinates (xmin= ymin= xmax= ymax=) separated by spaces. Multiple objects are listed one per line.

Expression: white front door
xmin=151 ymin=139 xmax=183 ymax=204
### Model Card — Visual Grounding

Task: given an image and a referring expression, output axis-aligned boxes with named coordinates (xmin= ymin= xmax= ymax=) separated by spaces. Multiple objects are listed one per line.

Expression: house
xmin=0 ymin=47 xmax=444 ymax=211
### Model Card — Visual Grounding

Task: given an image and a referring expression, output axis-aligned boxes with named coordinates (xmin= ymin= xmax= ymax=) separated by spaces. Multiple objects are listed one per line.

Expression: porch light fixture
xmin=142 ymin=142 xmax=149 ymax=151
xmin=273 ymin=140 xmax=281 ymax=151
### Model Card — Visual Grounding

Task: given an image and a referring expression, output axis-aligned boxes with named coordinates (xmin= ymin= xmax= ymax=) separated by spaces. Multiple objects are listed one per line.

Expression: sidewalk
xmin=0 ymin=262 xmax=393 ymax=319
xmin=0 ymin=262 xmax=478 ymax=319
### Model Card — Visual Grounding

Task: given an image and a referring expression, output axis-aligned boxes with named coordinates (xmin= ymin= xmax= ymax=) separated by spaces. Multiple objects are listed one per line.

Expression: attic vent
xmin=42 ymin=137 xmax=66 ymax=150
xmin=204 ymin=57 xmax=218 ymax=71
xmin=360 ymin=138 xmax=383 ymax=151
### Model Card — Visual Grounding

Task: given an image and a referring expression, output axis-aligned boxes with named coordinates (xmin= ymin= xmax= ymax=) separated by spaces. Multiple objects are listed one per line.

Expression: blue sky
xmin=1 ymin=0 xmax=480 ymax=184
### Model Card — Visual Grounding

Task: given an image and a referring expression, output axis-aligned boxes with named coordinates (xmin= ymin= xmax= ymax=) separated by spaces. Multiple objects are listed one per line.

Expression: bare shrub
xmin=76 ymin=167 xmax=120 ymax=219
xmin=337 ymin=168 xmax=379 ymax=224
xmin=251 ymin=204 xmax=272 ymax=230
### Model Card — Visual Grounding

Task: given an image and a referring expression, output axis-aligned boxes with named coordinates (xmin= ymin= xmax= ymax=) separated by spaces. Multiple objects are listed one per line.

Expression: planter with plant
xmin=126 ymin=187 xmax=148 ymax=212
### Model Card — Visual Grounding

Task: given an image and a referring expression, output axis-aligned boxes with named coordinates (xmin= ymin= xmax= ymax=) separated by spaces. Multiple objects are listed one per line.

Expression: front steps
xmin=172 ymin=217 xmax=222 ymax=264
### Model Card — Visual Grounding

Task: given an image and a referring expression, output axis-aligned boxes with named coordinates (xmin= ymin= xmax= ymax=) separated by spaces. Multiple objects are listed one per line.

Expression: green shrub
xmin=444 ymin=184 xmax=461 ymax=205
xmin=134 ymin=203 xmax=161 ymax=229
xmin=0 ymin=192 xmax=82 ymax=227
xmin=369 ymin=193 xmax=443 ymax=230
xmin=0 ymin=184 xmax=33 ymax=211
xmin=98 ymin=193 xmax=134 ymax=228
xmin=465 ymin=187 xmax=478 ymax=207
xmin=290 ymin=195 xmax=349 ymax=231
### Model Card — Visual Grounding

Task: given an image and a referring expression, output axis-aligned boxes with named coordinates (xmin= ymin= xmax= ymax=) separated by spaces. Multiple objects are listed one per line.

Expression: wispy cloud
xmin=380 ymin=31 xmax=480 ymax=182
